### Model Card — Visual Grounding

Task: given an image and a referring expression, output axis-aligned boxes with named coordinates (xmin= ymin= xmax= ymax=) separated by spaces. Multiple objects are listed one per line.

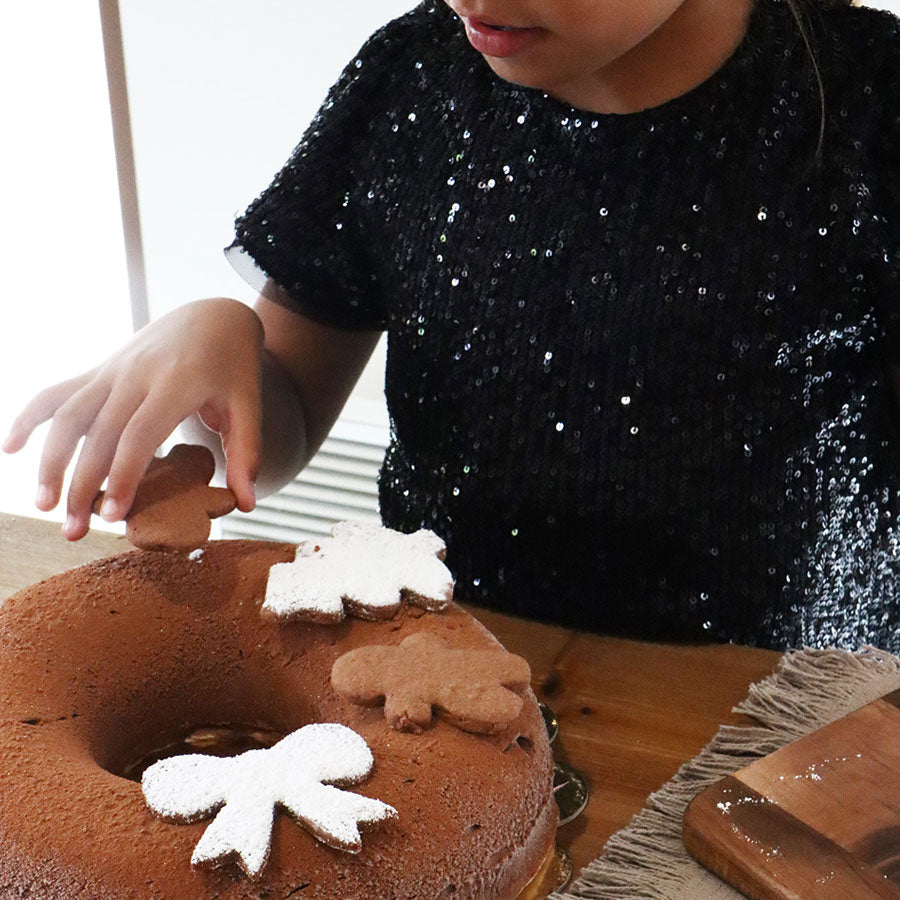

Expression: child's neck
xmin=562 ymin=0 xmax=756 ymax=115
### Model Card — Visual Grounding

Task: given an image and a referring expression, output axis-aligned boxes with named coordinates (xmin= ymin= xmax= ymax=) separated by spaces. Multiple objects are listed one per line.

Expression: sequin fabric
xmin=228 ymin=0 xmax=900 ymax=650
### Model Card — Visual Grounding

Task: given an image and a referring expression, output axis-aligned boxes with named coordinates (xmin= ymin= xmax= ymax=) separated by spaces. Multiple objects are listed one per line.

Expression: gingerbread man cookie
xmin=330 ymin=632 xmax=531 ymax=734
xmin=93 ymin=444 xmax=236 ymax=551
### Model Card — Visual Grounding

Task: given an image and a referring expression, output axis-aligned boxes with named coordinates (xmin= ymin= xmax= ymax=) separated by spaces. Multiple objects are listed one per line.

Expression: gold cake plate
xmin=518 ymin=844 xmax=573 ymax=900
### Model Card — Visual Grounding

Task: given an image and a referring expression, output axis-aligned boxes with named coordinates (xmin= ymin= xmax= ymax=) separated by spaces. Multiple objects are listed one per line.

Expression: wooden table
xmin=0 ymin=511 xmax=781 ymax=879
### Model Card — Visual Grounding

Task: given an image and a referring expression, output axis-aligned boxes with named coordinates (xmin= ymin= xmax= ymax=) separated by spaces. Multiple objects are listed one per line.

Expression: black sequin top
xmin=228 ymin=0 xmax=900 ymax=650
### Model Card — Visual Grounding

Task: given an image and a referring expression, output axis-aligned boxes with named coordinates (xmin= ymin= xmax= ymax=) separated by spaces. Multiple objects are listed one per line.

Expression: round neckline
xmin=475 ymin=0 xmax=786 ymax=127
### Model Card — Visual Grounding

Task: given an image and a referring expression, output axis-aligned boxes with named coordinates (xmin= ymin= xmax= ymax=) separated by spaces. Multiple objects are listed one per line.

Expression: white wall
xmin=118 ymin=0 xmax=417 ymax=407
xmin=0 ymin=3 xmax=132 ymax=523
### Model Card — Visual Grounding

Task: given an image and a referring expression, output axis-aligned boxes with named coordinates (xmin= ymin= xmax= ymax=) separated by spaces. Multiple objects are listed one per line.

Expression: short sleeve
xmin=226 ymin=16 xmax=416 ymax=330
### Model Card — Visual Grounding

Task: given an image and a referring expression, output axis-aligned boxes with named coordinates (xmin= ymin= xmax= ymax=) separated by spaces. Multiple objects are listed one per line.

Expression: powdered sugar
xmin=142 ymin=723 xmax=397 ymax=877
xmin=264 ymin=521 xmax=454 ymax=623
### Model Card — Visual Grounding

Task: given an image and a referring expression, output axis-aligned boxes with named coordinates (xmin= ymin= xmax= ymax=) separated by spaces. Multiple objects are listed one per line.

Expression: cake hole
xmin=116 ymin=724 xmax=285 ymax=782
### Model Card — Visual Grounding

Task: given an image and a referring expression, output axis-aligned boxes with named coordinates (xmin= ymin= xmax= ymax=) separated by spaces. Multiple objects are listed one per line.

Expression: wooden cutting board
xmin=683 ymin=689 xmax=900 ymax=899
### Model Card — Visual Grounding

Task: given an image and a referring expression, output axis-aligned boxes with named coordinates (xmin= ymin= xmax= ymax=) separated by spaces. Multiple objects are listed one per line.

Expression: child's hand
xmin=2 ymin=298 xmax=264 ymax=541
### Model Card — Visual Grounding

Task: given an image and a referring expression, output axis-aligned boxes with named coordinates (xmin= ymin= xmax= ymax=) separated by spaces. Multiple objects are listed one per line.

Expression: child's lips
xmin=462 ymin=16 xmax=542 ymax=58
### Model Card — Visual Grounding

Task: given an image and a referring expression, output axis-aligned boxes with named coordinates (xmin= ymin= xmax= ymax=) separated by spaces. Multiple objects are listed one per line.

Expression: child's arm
xmin=2 ymin=294 xmax=380 ymax=541
xmin=183 ymin=293 xmax=381 ymax=508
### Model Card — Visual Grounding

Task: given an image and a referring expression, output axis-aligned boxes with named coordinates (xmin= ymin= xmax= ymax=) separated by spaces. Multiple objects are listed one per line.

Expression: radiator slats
xmin=252 ymin=493 xmax=382 ymax=527
xmin=220 ymin=406 xmax=389 ymax=543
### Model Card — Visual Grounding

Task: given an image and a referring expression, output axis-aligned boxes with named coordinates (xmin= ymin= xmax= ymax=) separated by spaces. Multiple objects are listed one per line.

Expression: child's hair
xmin=783 ymin=0 xmax=855 ymax=156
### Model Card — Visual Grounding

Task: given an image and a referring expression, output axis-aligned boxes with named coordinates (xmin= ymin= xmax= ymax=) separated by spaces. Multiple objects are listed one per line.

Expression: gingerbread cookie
xmin=264 ymin=522 xmax=453 ymax=623
xmin=331 ymin=631 xmax=531 ymax=734
xmin=142 ymin=723 xmax=397 ymax=878
xmin=93 ymin=444 xmax=236 ymax=551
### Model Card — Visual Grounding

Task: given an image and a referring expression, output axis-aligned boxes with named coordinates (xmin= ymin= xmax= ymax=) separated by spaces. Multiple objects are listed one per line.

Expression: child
xmin=4 ymin=0 xmax=899 ymax=651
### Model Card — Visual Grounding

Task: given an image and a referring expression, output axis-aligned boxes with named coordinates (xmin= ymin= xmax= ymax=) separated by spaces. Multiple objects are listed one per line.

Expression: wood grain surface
xmin=0 ymin=511 xmax=781 ymax=879
xmin=683 ymin=692 xmax=900 ymax=899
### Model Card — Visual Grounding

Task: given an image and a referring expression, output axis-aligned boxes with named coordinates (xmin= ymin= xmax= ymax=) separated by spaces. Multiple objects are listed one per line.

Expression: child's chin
xmin=481 ymin=57 xmax=548 ymax=92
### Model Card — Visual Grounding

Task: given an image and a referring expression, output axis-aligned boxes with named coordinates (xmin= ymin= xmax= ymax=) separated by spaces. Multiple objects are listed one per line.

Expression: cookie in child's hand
xmin=93 ymin=444 xmax=236 ymax=551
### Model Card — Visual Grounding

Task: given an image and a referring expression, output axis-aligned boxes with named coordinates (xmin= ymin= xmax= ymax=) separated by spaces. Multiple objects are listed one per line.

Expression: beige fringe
xmin=549 ymin=645 xmax=900 ymax=900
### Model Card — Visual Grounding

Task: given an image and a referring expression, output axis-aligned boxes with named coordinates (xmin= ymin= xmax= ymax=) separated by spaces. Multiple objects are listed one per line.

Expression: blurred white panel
xmin=118 ymin=1 xmax=415 ymax=402
xmin=0 ymin=2 xmax=132 ymax=524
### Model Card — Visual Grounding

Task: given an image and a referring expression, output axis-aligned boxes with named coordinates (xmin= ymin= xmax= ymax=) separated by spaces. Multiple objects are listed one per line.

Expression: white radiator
xmin=220 ymin=399 xmax=390 ymax=544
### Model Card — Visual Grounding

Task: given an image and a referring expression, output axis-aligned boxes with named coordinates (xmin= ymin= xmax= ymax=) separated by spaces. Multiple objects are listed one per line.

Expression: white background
xmin=119 ymin=0 xmax=416 ymax=322
xmin=2 ymin=0 xmax=899 ymax=526
xmin=0 ymin=4 xmax=132 ymax=525
xmin=0 ymin=0 xmax=414 ymax=525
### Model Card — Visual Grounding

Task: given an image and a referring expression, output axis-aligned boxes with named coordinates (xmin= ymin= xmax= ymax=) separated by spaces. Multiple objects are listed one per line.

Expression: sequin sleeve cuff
xmin=223 ymin=240 xmax=386 ymax=331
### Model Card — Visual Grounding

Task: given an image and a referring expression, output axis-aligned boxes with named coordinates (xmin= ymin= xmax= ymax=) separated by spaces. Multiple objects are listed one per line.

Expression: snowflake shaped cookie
xmin=331 ymin=631 xmax=532 ymax=734
xmin=142 ymin=723 xmax=397 ymax=878
xmin=264 ymin=521 xmax=454 ymax=623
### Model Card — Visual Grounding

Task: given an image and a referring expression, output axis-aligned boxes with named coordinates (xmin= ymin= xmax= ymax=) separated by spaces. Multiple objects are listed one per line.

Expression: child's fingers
xmin=222 ymin=385 xmax=262 ymax=513
xmin=98 ymin=389 xmax=194 ymax=524
xmin=62 ymin=384 xmax=153 ymax=538
xmin=36 ymin=379 xmax=112 ymax=513
xmin=59 ymin=511 xmax=92 ymax=542
xmin=2 ymin=371 xmax=96 ymax=454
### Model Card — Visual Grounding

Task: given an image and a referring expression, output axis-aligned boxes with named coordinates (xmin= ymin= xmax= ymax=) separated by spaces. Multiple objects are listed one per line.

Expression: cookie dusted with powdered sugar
xmin=263 ymin=521 xmax=454 ymax=623
xmin=142 ymin=723 xmax=397 ymax=878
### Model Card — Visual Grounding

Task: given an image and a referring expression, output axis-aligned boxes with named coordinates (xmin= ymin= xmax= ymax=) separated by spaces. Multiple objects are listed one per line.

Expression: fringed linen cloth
xmin=550 ymin=646 xmax=900 ymax=900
